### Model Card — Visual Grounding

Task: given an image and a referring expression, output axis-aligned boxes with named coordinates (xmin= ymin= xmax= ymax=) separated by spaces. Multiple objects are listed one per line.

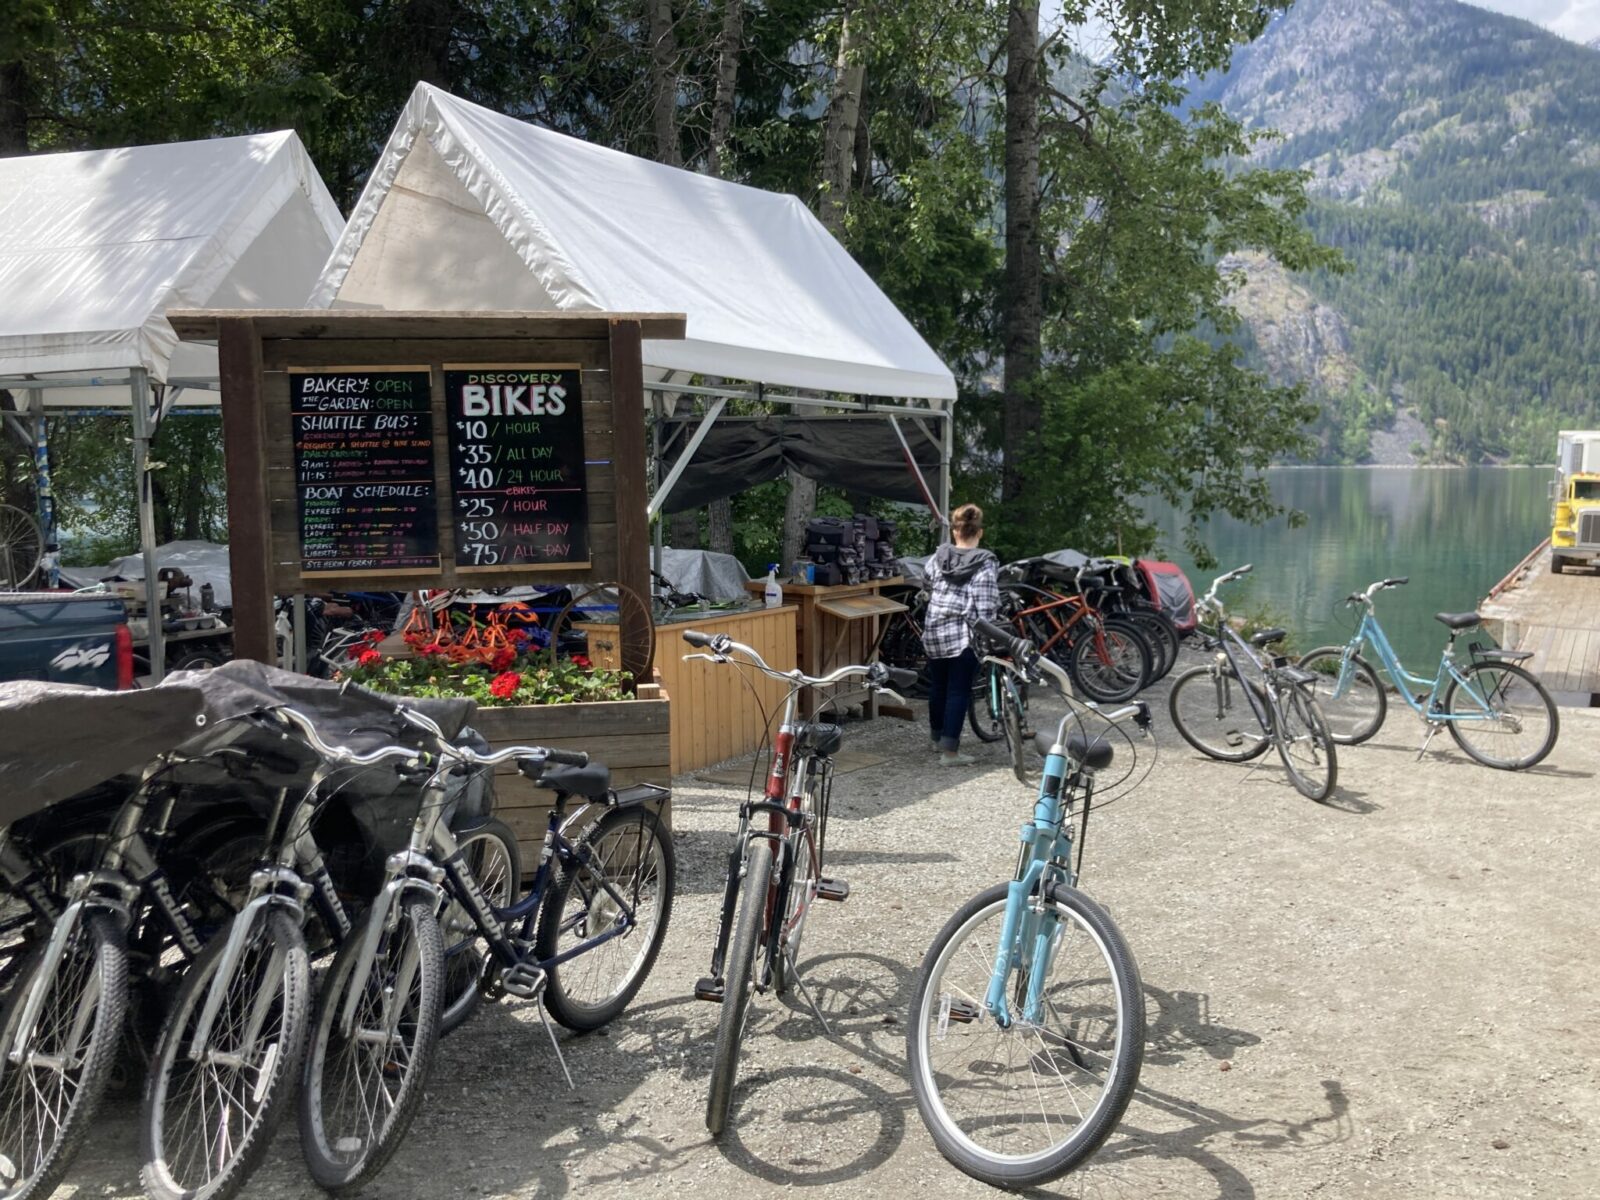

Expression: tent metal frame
xmin=644 ymin=373 xmax=953 ymax=580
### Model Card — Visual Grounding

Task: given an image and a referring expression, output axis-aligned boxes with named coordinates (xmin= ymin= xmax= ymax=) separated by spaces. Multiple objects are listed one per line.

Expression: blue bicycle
xmin=906 ymin=619 xmax=1148 ymax=1189
xmin=1297 ymin=576 xmax=1559 ymax=770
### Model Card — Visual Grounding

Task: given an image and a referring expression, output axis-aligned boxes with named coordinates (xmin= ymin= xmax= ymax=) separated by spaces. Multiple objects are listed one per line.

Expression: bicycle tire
xmin=1272 ymin=689 xmax=1338 ymax=802
xmin=906 ymin=881 xmax=1144 ymax=1188
xmin=1296 ymin=646 xmax=1387 ymax=745
xmin=1001 ymin=677 xmax=1029 ymax=784
xmin=537 ymin=804 xmax=675 ymax=1031
xmin=774 ymin=759 xmax=826 ymax=997
xmin=1442 ymin=661 xmax=1560 ymax=770
xmin=968 ymin=663 xmax=1005 ymax=743
xmin=0 ymin=913 xmax=127 ymax=1200
xmin=142 ymin=906 xmax=309 ymax=1200
xmin=1124 ymin=609 xmax=1180 ymax=681
xmin=299 ymin=897 xmax=445 ymax=1191
xmin=1069 ymin=623 xmax=1150 ymax=703
xmin=706 ymin=842 xmax=772 ymax=1138
xmin=1167 ymin=664 xmax=1272 ymax=762
xmin=440 ymin=818 xmax=522 ymax=1037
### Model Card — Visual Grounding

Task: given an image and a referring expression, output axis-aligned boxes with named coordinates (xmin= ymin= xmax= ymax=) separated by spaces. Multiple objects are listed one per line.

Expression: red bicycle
xmin=681 ymin=630 xmax=913 ymax=1137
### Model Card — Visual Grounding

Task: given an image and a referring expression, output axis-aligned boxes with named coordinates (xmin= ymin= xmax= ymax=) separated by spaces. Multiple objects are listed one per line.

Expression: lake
xmin=1146 ymin=467 xmax=1549 ymax=667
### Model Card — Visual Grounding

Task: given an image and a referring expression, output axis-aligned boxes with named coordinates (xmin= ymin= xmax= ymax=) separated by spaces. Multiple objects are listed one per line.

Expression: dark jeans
xmin=926 ymin=648 xmax=979 ymax=752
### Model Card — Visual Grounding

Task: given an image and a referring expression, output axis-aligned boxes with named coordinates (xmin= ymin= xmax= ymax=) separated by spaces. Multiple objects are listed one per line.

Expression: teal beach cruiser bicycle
xmin=907 ymin=619 xmax=1148 ymax=1189
xmin=1297 ymin=577 xmax=1559 ymax=769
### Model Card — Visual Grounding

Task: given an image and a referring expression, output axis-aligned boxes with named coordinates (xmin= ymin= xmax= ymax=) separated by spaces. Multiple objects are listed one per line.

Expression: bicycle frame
xmin=1333 ymin=610 xmax=1500 ymax=724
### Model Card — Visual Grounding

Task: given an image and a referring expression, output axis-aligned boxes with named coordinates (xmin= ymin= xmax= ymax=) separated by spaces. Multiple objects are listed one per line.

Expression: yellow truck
xmin=1551 ymin=430 xmax=1600 ymax=574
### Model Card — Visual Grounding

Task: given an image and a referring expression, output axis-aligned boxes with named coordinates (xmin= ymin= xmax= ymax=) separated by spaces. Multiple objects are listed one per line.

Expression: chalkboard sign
xmin=290 ymin=367 xmax=440 ymax=574
xmin=444 ymin=365 xmax=591 ymax=570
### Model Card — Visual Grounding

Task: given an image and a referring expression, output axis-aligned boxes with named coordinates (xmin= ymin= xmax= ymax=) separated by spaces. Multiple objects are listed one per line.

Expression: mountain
xmin=1192 ymin=0 xmax=1600 ymax=464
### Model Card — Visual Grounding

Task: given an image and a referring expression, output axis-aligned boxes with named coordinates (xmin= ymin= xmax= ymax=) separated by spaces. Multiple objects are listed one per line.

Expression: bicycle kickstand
xmin=538 ymin=1001 xmax=576 ymax=1090
xmin=1416 ymin=721 xmax=1444 ymax=762
xmin=787 ymin=954 xmax=835 ymax=1038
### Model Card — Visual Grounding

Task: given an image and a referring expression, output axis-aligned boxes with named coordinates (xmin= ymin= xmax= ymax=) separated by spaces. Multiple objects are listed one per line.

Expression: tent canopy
xmin=311 ymin=84 xmax=955 ymax=403
xmin=0 ymin=130 xmax=344 ymax=402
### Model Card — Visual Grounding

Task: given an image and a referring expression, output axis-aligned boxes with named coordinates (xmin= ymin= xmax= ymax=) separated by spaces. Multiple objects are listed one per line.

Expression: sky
xmin=1464 ymin=0 xmax=1600 ymax=43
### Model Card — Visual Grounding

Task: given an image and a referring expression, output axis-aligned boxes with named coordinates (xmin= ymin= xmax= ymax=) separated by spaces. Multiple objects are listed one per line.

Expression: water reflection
xmin=1149 ymin=468 xmax=1548 ymax=665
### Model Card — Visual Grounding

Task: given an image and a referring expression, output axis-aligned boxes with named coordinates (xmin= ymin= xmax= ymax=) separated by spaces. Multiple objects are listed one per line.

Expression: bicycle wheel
xmin=1167 ymin=664 xmax=1272 ymax=762
xmin=968 ymin=663 xmax=1005 ymax=743
xmin=440 ymin=818 xmax=521 ymax=1037
xmin=538 ymin=804 xmax=674 ymax=1032
xmin=1297 ymin=647 xmax=1387 ymax=745
xmin=1001 ymin=678 xmax=1029 ymax=784
xmin=299 ymin=897 xmax=445 ymax=1191
xmin=774 ymin=760 xmax=827 ymax=996
xmin=142 ymin=907 xmax=309 ymax=1200
xmin=1069 ymin=623 xmax=1150 ymax=703
xmin=907 ymin=881 xmax=1144 ymax=1188
xmin=1442 ymin=661 xmax=1559 ymax=770
xmin=1272 ymin=688 xmax=1338 ymax=802
xmin=0 ymin=913 xmax=126 ymax=1200
xmin=1121 ymin=609 xmax=1180 ymax=681
xmin=706 ymin=842 xmax=772 ymax=1138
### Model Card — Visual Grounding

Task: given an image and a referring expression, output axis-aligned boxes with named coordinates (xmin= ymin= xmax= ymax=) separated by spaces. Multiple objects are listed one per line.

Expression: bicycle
xmin=282 ymin=701 xmax=673 ymax=1191
xmin=1297 ymin=578 xmax=1560 ymax=769
xmin=1167 ymin=565 xmax=1339 ymax=802
xmin=680 ymin=629 xmax=913 ymax=1137
xmin=972 ymin=651 xmax=1034 ymax=783
xmin=999 ymin=561 xmax=1152 ymax=702
xmin=906 ymin=618 xmax=1150 ymax=1189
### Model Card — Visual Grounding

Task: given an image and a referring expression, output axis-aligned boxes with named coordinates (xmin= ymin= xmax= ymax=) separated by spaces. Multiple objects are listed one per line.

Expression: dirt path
xmin=68 ymin=669 xmax=1600 ymax=1198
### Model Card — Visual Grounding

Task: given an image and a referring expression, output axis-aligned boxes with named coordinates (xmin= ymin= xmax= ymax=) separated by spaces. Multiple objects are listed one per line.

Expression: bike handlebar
xmin=270 ymin=704 xmax=588 ymax=774
xmin=680 ymin=629 xmax=912 ymax=691
xmin=1349 ymin=576 xmax=1411 ymax=605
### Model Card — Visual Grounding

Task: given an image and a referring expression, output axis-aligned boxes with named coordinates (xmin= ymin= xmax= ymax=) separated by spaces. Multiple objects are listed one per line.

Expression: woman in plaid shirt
xmin=922 ymin=504 xmax=1000 ymax=766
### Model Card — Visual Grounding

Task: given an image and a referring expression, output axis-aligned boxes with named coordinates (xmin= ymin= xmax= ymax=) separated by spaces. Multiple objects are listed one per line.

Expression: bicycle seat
xmin=793 ymin=721 xmax=842 ymax=757
xmin=1032 ymin=730 xmax=1114 ymax=771
xmin=1434 ymin=611 xmax=1482 ymax=631
xmin=1249 ymin=627 xmax=1288 ymax=647
xmin=522 ymin=759 xmax=612 ymax=800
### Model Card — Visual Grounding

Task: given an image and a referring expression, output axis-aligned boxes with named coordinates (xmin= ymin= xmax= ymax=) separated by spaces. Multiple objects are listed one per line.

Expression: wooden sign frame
xmin=171 ymin=310 xmax=686 ymax=664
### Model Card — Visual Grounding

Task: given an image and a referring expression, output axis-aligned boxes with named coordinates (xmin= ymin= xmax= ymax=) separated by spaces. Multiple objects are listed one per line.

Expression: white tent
xmin=0 ymin=130 xmax=344 ymax=402
xmin=0 ymin=131 xmax=344 ymax=678
xmin=312 ymin=84 xmax=955 ymax=403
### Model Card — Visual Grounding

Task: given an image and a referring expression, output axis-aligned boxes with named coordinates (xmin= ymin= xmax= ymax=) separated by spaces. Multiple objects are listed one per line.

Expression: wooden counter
xmin=744 ymin=578 xmax=907 ymax=717
xmin=580 ymin=604 xmax=798 ymax=773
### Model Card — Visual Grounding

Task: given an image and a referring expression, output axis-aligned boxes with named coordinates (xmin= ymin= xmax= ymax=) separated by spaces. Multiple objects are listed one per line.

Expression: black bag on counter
xmin=806 ymin=516 xmax=854 ymax=547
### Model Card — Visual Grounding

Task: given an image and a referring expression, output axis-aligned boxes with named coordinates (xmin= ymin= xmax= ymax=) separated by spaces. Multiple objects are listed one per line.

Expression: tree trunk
xmin=1000 ymin=0 xmax=1043 ymax=506
xmin=783 ymin=7 xmax=869 ymax=569
xmin=708 ymin=497 xmax=734 ymax=555
xmin=819 ymin=8 xmax=867 ymax=238
xmin=647 ymin=0 xmax=682 ymax=167
xmin=402 ymin=0 xmax=453 ymax=86
xmin=665 ymin=395 xmax=699 ymax=548
xmin=0 ymin=60 xmax=29 ymax=154
xmin=707 ymin=0 xmax=743 ymax=178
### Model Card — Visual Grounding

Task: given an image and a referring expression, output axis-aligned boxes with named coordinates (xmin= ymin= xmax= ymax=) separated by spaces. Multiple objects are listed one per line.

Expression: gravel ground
xmin=66 ymin=658 xmax=1600 ymax=1198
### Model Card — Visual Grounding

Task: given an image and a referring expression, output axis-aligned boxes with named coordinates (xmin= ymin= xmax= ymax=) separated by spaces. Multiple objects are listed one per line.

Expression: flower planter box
xmin=470 ymin=680 xmax=670 ymax=865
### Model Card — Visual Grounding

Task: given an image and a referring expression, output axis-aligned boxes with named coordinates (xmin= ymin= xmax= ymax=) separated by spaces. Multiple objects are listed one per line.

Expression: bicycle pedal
xmin=694 ymin=975 xmax=724 ymax=1003
xmin=943 ymin=998 xmax=981 ymax=1025
xmin=499 ymin=962 xmax=547 ymax=1000
xmin=816 ymin=877 xmax=850 ymax=902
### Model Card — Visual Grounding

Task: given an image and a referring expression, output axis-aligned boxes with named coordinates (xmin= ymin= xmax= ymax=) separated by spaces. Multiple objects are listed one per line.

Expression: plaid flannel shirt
xmin=921 ymin=551 xmax=1000 ymax=659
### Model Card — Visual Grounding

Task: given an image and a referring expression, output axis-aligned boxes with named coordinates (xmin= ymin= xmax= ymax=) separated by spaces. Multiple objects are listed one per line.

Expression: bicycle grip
xmin=884 ymin=666 xmax=918 ymax=690
xmin=1386 ymin=576 xmax=1410 ymax=587
xmin=681 ymin=629 xmax=716 ymax=647
xmin=543 ymin=748 xmax=590 ymax=767
xmin=971 ymin=618 xmax=1015 ymax=648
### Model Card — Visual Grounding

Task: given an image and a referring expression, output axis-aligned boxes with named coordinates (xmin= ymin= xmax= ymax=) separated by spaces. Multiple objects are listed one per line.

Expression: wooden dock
xmin=1480 ymin=539 xmax=1600 ymax=704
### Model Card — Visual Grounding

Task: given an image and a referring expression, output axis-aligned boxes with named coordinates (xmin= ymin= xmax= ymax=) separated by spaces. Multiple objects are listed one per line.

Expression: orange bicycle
xmin=999 ymin=561 xmax=1151 ymax=703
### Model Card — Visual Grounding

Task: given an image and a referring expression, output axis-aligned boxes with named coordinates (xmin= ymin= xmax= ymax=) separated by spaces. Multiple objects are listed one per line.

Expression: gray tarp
xmin=658 ymin=548 xmax=750 ymax=602
xmin=0 ymin=681 xmax=207 ymax=821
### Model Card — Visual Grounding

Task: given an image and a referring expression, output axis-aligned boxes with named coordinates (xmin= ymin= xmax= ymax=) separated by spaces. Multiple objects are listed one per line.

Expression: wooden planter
xmin=470 ymin=680 xmax=670 ymax=865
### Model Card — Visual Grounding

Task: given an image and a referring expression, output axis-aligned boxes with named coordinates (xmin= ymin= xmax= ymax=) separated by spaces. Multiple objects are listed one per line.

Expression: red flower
xmin=363 ymin=629 xmax=386 ymax=646
xmin=509 ymin=628 xmax=530 ymax=644
xmin=571 ymin=654 xmax=591 ymax=670
xmin=356 ymin=647 xmax=382 ymax=667
xmin=489 ymin=671 xmax=522 ymax=700
xmin=490 ymin=646 xmax=517 ymax=672
xmin=417 ymin=640 xmax=445 ymax=657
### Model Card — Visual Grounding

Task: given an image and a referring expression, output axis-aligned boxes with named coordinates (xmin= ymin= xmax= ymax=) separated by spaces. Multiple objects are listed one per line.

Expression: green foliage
xmin=343 ymin=644 xmax=631 ymax=706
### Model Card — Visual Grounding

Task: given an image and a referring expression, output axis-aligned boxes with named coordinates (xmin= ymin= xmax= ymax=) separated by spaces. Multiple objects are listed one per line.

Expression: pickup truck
xmin=0 ymin=594 xmax=133 ymax=688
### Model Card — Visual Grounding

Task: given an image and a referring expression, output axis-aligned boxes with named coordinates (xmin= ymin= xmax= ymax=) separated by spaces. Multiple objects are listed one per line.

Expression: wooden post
xmin=609 ymin=319 xmax=652 ymax=664
xmin=217 ymin=318 xmax=273 ymax=662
